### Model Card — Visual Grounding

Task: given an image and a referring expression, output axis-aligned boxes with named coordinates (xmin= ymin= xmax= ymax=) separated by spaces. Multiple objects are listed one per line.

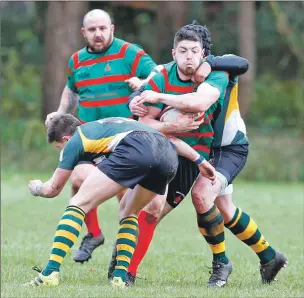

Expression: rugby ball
xmin=159 ymin=106 xmax=204 ymax=122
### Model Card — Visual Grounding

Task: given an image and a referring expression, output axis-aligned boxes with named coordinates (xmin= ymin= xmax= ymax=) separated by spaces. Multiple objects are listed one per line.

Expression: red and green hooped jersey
xmin=143 ymin=61 xmax=229 ymax=159
xmin=67 ymin=38 xmax=156 ymax=123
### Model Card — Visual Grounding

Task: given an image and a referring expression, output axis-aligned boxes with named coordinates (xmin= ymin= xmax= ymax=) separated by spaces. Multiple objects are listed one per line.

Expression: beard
xmin=178 ymin=65 xmax=196 ymax=76
xmin=86 ymin=36 xmax=113 ymax=53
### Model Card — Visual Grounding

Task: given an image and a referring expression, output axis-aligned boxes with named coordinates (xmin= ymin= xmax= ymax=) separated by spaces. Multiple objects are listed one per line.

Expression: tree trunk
xmin=41 ymin=1 xmax=89 ymax=120
xmin=238 ymin=1 xmax=256 ymax=119
xmin=155 ymin=1 xmax=188 ymax=63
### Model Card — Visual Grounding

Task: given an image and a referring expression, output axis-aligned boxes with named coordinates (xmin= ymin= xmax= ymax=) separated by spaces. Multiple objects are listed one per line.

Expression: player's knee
xmin=191 ymin=187 xmax=210 ymax=208
xmin=143 ymin=197 xmax=165 ymax=218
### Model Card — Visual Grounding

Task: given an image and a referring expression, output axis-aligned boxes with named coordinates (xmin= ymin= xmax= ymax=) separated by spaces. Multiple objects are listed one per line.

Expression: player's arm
xmin=193 ymin=55 xmax=248 ymax=83
xmin=139 ymin=106 xmax=202 ymax=134
xmin=124 ymin=44 xmax=157 ymax=91
xmin=138 ymin=71 xmax=229 ymax=113
xmin=28 ymin=168 xmax=72 ymax=198
xmin=206 ymin=54 xmax=249 ymax=76
xmin=45 ymin=56 xmax=79 ymax=126
xmin=167 ymin=136 xmax=216 ymax=181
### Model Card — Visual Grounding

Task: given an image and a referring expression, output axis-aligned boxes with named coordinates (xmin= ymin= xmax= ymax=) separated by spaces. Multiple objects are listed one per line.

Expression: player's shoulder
xmin=68 ymin=47 xmax=87 ymax=67
xmin=163 ymin=61 xmax=176 ymax=73
xmin=206 ymin=70 xmax=229 ymax=82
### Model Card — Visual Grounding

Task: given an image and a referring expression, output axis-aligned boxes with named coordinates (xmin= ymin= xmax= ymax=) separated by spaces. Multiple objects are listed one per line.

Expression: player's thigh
xmin=120 ymin=184 xmax=159 ymax=220
xmin=70 ymin=167 xmax=126 ymax=213
xmin=142 ymin=187 xmax=168 ymax=218
xmin=70 ymin=162 xmax=95 ymax=187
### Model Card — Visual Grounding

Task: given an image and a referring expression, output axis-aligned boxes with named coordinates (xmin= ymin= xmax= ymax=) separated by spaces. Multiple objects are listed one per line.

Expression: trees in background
xmin=238 ymin=1 xmax=256 ymax=119
xmin=42 ymin=1 xmax=89 ymax=119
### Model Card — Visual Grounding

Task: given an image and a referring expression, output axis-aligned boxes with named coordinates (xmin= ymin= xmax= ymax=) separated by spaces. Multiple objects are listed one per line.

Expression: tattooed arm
xmin=45 ymin=86 xmax=79 ymax=126
xmin=28 ymin=168 xmax=72 ymax=198
xmin=57 ymin=86 xmax=79 ymax=114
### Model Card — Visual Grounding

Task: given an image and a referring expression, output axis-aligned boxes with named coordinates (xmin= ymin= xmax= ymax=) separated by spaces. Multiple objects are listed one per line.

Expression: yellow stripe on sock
xmin=52 ymin=242 xmax=70 ymax=252
xmin=59 ymin=219 xmax=82 ymax=232
xmin=64 ymin=211 xmax=85 ymax=221
xmin=227 ymin=208 xmax=242 ymax=229
xmin=122 ymin=217 xmax=138 ymax=225
xmin=68 ymin=206 xmax=85 ymax=217
xmin=117 ymin=233 xmax=137 ymax=243
xmin=115 ymin=265 xmax=128 ymax=271
xmin=55 ymin=230 xmax=78 ymax=243
xmin=117 ymin=255 xmax=131 ymax=264
xmin=250 ymin=236 xmax=269 ymax=253
xmin=116 ymin=244 xmax=135 ymax=254
xmin=199 ymin=226 xmax=224 ymax=237
xmin=236 ymin=218 xmax=258 ymax=241
xmin=209 ymin=241 xmax=226 ymax=254
xmin=120 ymin=224 xmax=138 ymax=231
xmin=50 ymin=254 xmax=64 ymax=263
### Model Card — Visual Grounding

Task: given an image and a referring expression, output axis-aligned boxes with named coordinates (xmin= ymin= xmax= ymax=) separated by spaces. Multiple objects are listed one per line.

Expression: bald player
xmin=45 ymin=9 xmax=157 ymax=263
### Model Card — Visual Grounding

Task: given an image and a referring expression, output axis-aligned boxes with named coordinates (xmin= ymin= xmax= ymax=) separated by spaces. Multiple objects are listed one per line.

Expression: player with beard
xmin=44 ymin=9 xmax=157 ymax=264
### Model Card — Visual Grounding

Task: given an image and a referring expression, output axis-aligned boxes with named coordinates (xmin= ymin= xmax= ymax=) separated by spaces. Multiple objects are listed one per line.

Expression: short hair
xmin=83 ymin=9 xmax=112 ymax=27
xmin=47 ymin=114 xmax=81 ymax=143
xmin=173 ymin=26 xmax=202 ymax=49
xmin=182 ymin=20 xmax=212 ymax=55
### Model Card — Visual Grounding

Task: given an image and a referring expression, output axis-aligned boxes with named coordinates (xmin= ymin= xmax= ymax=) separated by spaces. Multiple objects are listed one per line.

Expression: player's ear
xmin=81 ymin=27 xmax=86 ymax=39
xmin=172 ymin=49 xmax=176 ymax=61
xmin=111 ymin=24 xmax=115 ymax=33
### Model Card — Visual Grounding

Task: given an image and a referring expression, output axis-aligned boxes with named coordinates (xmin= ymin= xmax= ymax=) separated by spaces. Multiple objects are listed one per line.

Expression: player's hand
xmin=125 ymin=77 xmax=143 ymax=91
xmin=138 ymin=90 xmax=160 ymax=104
xmin=29 ymin=180 xmax=43 ymax=196
xmin=45 ymin=112 xmax=59 ymax=128
xmin=169 ymin=114 xmax=204 ymax=133
xmin=198 ymin=160 xmax=216 ymax=182
xmin=129 ymin=96 xmax=148 ymax=117
xmin=192 ymin=61 xmax=211 ymax=84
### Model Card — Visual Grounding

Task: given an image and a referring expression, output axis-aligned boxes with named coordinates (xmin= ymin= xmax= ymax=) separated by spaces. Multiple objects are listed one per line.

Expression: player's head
xmin=172 ymin=26 xmax=204 ymax=76
xmin=183 ymin=20 xmax=212 ymax=56
xmin=81 ymin=9 xmax=114 ymax=53
xmin=47 ymin=114 xmax=81 ymax=149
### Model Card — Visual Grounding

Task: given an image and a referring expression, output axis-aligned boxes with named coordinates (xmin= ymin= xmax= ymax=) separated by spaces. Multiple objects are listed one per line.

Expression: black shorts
xmin=211 ymin=144 xmax=249 ymax=184
xmin=98 ymin=131 xmax=178 ymax=195
xmin=166 ymin=156 xmax=199 ymax=208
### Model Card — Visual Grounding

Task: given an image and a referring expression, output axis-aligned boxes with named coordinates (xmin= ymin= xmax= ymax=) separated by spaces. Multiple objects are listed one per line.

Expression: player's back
xmin=213 ymin=77 xmax=248 ymax=148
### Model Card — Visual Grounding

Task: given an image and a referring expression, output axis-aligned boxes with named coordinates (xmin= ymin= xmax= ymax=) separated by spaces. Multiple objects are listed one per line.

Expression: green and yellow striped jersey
xmin=59 ymin=118 xmax=161 ymax=170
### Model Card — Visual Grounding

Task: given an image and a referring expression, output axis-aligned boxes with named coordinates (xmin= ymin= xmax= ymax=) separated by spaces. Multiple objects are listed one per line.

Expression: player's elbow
xmin=196 ymin=89 xmax=220 ymax=112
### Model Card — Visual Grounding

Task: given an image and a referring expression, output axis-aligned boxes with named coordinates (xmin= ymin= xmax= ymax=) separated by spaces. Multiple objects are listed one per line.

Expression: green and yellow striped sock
xmin=113 ymin=216 xmax=139 ymax=282
xmin=197 ymin=205 xmax=229 ymax=264
xmin=42 ymin=205 xmax=85 ymax=276
xmin=225 ymin=208 xmax=275 ymax=265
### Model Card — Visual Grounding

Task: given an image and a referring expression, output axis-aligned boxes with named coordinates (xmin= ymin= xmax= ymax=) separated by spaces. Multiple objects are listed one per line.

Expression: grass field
xmin=1 ymin=172 xmax=304 ymax=297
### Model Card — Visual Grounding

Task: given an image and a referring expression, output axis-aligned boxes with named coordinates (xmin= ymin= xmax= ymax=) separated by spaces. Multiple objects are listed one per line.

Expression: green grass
xmin=1 ymin=172 xmax=304 ymax=297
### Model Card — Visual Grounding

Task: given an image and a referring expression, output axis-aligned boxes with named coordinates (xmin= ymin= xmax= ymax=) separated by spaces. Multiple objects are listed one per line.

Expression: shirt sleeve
xmin=58 ymin=132 xmax=83 ymax=170
xmin=203 ymin=71 xmax=229 ymax=103
xmin=125 ymin=44 xmax=157 ymax=78
xmin=206 ymin=54 xmax=249 ymax=77
xmin=66 ymin=55 xmax=77 ymax=93
xmin=142 ymin=72 xmax=166 ymax=110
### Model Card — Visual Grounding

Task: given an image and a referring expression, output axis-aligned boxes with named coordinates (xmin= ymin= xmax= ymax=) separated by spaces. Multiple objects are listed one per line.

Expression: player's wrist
xmin=33 ymin=183 xmax=43 ymax=196
xmin=194 ymin=154 xmax=206 ymax=166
